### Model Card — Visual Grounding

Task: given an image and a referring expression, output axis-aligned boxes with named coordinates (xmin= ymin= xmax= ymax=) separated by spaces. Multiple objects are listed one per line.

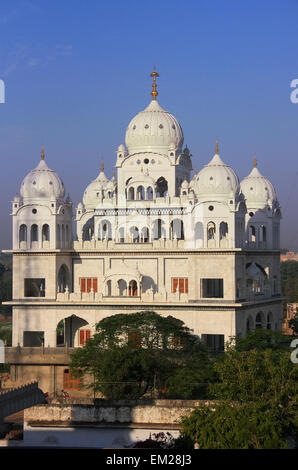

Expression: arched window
xmin=129 ymin=280 xmax=138 ymax=297
xmin=31 ymin=224 xmax=38 ymax=242
xmin=267 ymin=312 xmax=273 ymax=330
xmin=19 ymin=224 xmax=27 ymax=242
xmin=118 ymin=227 xmax=125 ymax=243
xmin=58 ymin=264 xmax=70 ymax=293
xmin=171 ymin=219 xmax=184 ymax=240
xmin=141 ymin=227 xmax=149 ymax=243
xmin=220 ymin=222 xmax=228 ymax=239
xmin=255 ymin=312 xmax=264 ymax=329
xmin=207 ymin=222 xmax=216 ymax=240
xmin=260 ymin=225 xmax=267 ymax=242
xmin=42 ymin=224 xmax=50 ymax=241
xmin=82 ymin=217 xmax=94 ymax=241
xmin=147 ymin=187 xmax=153 ymax=200
xmin=98 ymin=220 xmax=112 ymax=241
xmin=118 ymin=279 xmax=127 ymax=296
xmin=130 ymin=226 xmax=139 ymax=243
xmin=249 ymin=225 xmax=256 ymax=243
xmin=152 ymin=219 xmax=165 ymax=240
xmin=137 ymin=186 xmax=145 ymax=200
xmin=156 ymin=177 xmax=168 ymax=197
xmin=246 ymin=315 xmax=254 ymax=332
xmin=107 ymin=280 xmax=112 ymax=296
xmin=128 ymin=187 xmax=135 ymax=201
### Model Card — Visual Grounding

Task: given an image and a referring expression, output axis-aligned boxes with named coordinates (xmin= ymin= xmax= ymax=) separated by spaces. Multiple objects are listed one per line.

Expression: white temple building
xmin=4 ymin=69 xmax=282 ymax=393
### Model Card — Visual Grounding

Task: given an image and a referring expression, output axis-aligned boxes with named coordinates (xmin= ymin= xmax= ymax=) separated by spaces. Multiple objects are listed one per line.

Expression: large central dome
xmin=125 ymin=99 xmax=184 ymax=154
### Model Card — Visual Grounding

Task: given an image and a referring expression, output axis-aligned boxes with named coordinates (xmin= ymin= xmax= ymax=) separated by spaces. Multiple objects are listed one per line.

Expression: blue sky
xmin=0 ymin=0 xmax=298 ymax=249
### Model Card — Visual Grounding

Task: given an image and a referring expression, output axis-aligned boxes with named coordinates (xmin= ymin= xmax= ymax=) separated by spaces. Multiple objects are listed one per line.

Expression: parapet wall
xmin=25 ymin=399 xmax=217 ymax=426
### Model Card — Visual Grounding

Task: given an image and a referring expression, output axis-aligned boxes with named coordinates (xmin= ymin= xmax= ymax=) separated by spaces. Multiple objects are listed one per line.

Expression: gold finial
xmin=41 ymin=145 xmax=45 ymax=160
xmin=101 ymin=159 xmax=104 ymax=171
xmin=150 ymin=66 xmax=159 ymax=101
xmin=254 ymin=153 xmax=257 ymax=168
xmin=215 ymin=138 xmax=219 ymax=154
xmin=112 ymin=168 xmax=115 ymax=177
xmin=195 ymin=168 xmax=197 ymax=176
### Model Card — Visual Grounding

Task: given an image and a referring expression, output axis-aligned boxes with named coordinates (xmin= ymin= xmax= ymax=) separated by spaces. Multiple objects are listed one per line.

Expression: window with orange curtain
xmin=80 ymin=278 xmax=98 ymax=293
xmin=172 ymin=278 xmax=188 ymax=293
xmin=63 ymin=369 xmax=80 ymax=390
xmin=79 ymin=329 xmax=91 ymax=346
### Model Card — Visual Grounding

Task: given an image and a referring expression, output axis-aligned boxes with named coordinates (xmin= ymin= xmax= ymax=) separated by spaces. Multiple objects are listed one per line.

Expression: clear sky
xmin=0 ymin=0 xmax=297 ymax=250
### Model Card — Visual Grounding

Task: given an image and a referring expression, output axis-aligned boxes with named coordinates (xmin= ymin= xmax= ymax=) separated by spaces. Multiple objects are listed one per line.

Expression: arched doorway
xmin=129 ymin=280 xmax=138 ymax=297
xmin=57 ymin=264 xmax=70 ymax=293
xmin=59 ymin=315 xmax=89 ymax=347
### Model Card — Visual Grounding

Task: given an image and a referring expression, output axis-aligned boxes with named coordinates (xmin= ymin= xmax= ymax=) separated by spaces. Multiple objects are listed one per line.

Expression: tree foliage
xmin=210 ymin=348 xmax=297 ymax=404
xmin=177 ymin=329 xmax=298 ymax=448
xmin=281 ymin=261 xmax=298 ymax=303
xmin=70 ymin=311 xmax=209 ymax=399
xmin=228 ymin=328 xmax=290 ymax=352
xmin=178 ymin=402 xmax=293 ymax=449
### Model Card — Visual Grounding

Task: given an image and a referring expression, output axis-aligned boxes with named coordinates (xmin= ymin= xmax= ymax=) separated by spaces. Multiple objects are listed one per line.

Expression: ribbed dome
xmin=20 ymin=158 xmax=65 ymax=202
xmin=125 ymin=100 xmax=184 ymax=154
xmin=194 ymin=153 xmax=239 ymax=197
xmin=240 ymin=166 xmax=277 ymax=206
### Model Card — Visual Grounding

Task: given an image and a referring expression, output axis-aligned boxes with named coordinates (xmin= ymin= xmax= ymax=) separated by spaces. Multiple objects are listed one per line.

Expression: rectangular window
xmin=24 ymin=279 xmax=45 ymax=297
xmin=63 ymin=369 xmax=80 ymax=390
xmin=23 ymin=331 xmax=44 ymax=347
xmin=201 ymin=334 xmax=225 ymax=352
xmin=79 ymin=329 xmax=91 ymax=346
xmin=80 ymin=278 xmax=98 ymax=293
xmin=172 ymin=278 xmax=188 ymax=294
xmin=201 ymin=279 xmax=224 ymax=298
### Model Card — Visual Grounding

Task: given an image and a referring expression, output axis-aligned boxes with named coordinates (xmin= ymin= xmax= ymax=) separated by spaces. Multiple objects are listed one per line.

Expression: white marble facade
xmin=8 ymin=75 xmax=283 ymax=352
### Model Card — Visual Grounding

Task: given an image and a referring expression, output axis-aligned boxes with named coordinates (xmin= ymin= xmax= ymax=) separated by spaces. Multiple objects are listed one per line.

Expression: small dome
xmin=125 ymin=100 xmax=184 ymax=154
xmin=195 ymin=153 xmax=239 ymax=197
xmin=240 ymin=166 xmax=277 ymax=206
xmin=181 ymin=179 xmax=189 ymax=189
xmin=127 ymin=173 xmax=156 ymax=187
xmin=20 ymin=158 xmax=65 ymax=202
xmin=104 ymin=261 xmax=142 ymax=281
xmin=83 ymin=168 xmax=109 ymax=208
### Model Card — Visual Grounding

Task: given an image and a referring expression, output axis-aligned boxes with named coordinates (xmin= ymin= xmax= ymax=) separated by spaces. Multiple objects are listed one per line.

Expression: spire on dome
xmin=41 ymin=145 xmax=45 ymax=160
xmin=150 ymin=66 xmax=159 ymax=101
xmin=254 ymin=153 xmax=257 ymax=168
xmin=215 ymin=138 xmax=219 ymax=154
xmin=101 ymin=159 xmax=104 ymax=172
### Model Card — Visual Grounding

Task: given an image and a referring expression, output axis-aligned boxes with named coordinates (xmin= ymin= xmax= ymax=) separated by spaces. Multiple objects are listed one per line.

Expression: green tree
xmin=210 ymin=348 xmax=297 ymax=404
xmin=281 ymin=261 xmax=298 ymax=302
xmin=178 ymin=401 xmax=293 ymax=449
xmin=229 ymin=328 xmax=290 ymax=352
xmin=70 ymin=311 xmax=209 ymax=399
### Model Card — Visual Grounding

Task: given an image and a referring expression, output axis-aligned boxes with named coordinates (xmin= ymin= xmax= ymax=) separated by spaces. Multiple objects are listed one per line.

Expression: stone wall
xmin=25 ymin=399 xmax=216 ymax=426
